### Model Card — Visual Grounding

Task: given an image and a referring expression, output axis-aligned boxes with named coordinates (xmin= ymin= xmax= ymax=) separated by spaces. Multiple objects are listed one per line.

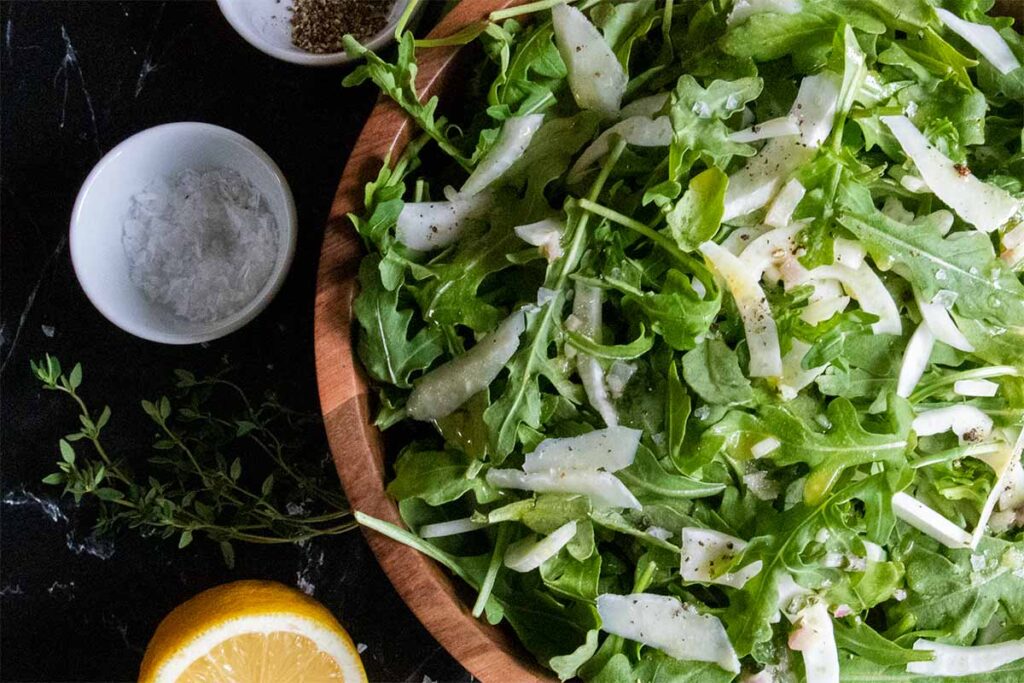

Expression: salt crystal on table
xmin=122 ymin=168 xmax=278 ymax=323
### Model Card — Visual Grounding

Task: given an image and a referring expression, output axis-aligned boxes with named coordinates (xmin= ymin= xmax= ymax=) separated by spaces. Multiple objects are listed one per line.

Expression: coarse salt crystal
xmin=122 ymin=168 xmax=278 ymax=323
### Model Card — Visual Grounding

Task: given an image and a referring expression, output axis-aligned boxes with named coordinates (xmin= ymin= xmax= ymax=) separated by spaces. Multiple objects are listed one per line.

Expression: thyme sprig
xmin=32 ymin=355 xmax=353 ymax=567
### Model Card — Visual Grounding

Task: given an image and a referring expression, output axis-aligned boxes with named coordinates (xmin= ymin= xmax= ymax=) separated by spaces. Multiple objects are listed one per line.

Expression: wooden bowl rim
xmin=315 ymin=2 xmax=1021 ymax=681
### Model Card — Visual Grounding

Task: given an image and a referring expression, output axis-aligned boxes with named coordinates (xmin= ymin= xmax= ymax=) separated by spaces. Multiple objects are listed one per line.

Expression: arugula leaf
xmin=354 ymin=257 xmax=444 ymax=388
xmin=709 ymin=397 xmax=912 ymax=504
xmin=956 ymin=317 xmax=1024 ymax=366
xmin=726 ymin=475 xmax=898 ymax=657
xmin=617 ymin=445 xmax=726 ymax=502
xmin=669 ymin=75 xmax=761 ymax=173
xmin=504 ymin=112 xmax=600 ymax=217
xmin=666 ymin=360 xmax=692 ymax=474
xmin=889 ymin=537 xmax=1024 ymax=644
xmin=666 ymin=167 xmax=728 ymax=251
xmin=593 ymin=0 xmax=658 ymax=67
xmin=721 ymin=7 xmax=834 ymax=63
xmin=487 ymin=20 xmax=566 ymax=115
xmin=343 ymin=34 xmax=470 ymax=168
xmin=540 ymin=551 xmax=601 ymax=601
xmin=565 ymin=324 xmax=654 ymax=360
xmin=622 ymin=269 xmax=722 ymax=351
xmin=589 ymin=651 xmax=736 ymax=683
xmin=833 ymin=618 xmax=933 ymax=664
xmin=411 ymin=224 xmax=522 ymax=339
xmin=387 ymin=445 xmax=493 ymax=505
xmin=837 ymin=182 xmax=1024 ymax=329
xmin=682 ymin=338 xmax=754 ymax=406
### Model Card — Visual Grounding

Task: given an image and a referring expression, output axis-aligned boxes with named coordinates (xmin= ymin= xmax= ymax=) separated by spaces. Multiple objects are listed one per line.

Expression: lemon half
xmin=139 ymin=580 xmax=367 ymax=683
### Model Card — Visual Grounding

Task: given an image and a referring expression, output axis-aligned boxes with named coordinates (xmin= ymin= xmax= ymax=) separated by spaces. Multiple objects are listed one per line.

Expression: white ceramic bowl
xmin=216 ymin=0 xmax=408 ymax=66
xmin=70 ymin=122 xmax=298 ymax=345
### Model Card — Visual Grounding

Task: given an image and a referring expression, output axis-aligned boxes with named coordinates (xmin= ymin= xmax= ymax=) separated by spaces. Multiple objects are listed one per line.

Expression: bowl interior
xmin=217 ymin=0 xmax=408 ymax=65
xmin=71 ymin=123 xmax=296 ymax=344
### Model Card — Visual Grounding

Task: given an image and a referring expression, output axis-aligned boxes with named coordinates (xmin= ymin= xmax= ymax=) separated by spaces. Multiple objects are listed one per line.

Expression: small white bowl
xmin=70 ymin=122 xmax=297 ymax=345
xmin=216 ymin=0 xmax=408 ymax=66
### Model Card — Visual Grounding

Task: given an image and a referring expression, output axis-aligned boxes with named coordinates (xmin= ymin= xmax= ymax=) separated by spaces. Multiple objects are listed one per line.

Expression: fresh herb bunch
xmin=32 ymin=355 xmax=352 ymax=567
xmin=342 ymin=0 xmax=1024 ymax=680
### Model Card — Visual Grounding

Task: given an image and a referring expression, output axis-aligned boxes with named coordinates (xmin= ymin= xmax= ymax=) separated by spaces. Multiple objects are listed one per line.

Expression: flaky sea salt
xmin=122 ymin=168 xmax=278 ymax=323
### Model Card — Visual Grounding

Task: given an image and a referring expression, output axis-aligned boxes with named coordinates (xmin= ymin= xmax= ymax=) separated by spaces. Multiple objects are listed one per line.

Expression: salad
xmin=342 ymin=0 xmax=1024 ymax=680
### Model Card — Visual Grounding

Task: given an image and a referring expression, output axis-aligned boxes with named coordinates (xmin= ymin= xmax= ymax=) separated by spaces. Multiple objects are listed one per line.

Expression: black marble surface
xmin=0 ymin=2 xmax=470 ymax=681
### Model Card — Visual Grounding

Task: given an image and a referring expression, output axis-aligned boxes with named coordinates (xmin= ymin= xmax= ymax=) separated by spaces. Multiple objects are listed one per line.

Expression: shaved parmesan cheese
xmin=552 ymin=4 xmax=626 ymax=117
xmin=881 ymin=116 xmax=1020 ymax=233
xmin=514 ymin=218 xmax=564 ymax=262
xmin=523 ymin=426 xmax=641 ymax=474
xmin=897 ymin=322 xmax=935 ymax=398
xmin=916 ymin=289 xmax=974 ymax=352
xmin=954 ymin=379 xmax=999 ymax=397
xmin=573 ymin=284 xmax=618 ymax=426
xmin=568 ymin=116 xmax=672 ymax=182
xmin=461 ymin=115 xmax=544 ymax=196
xmin=908 ymin=638 xmax=1024 ymax=677
xmin=723 ymin=73 xmax=839 ymax=221
xmin=752 ymin=437 xmax=781 ymax=459
xmin=862 ymin=540 xmax=886 ymax=562
xmin=407 ymin=310 xmax=525 ymax=421
xmin=913 ymin=406 xmax=994 ymax=444
xmin=396 ymin=192 xmax=491 ymax=251
xmin=606 ymin=361 xmax=637 ymax=399
xmin=680 ymin=528 xmax=763 ymax=589
xmin=579 ymin=356 xmax=618 ymax=427
xmin=788 ymin=602 xmax=839 ymax=683
xmin=419 ymin=517 xmax=486 ymax=539
xmin=503 ymin=520 xmax=577 ymax=572
xmin=572 ymin=281 xmax=601 ymax=338
xmin=935 ymin=8 xmax=1021 ymax=75
xmin=619 ymin=92 xmax=670 ymax=119
xmin=596 ymin=593 xmax=741 ymax=673
xmin=743 ymin=471 xmax=781 ymax=501
xmin=892 ymin=492 xmax=973 ymax=549
xmin=486 ymin=468 xmax=641 ymax=509
xmin=729 ymin=116 xmax=800 ymax=143
xmin=728 ymin=0 xmax=802 ymax=26
xmin=810 ymin=264 xmax=901 ymax=335
xmin=647 ymin=526 xmax=673 ymax=541
xmin=701 ymin=241 xmax=783 ymax=377
xmin=764 ymin=179 xmax=806 ymax=228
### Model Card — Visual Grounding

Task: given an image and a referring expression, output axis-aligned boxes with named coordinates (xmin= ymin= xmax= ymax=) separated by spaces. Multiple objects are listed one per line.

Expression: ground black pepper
xmin=290 ymin=0 xmax=392 ymax=54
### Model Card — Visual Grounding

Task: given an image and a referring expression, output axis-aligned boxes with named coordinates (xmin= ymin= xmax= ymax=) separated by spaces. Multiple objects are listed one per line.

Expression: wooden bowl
xmin=315 ymin=2 xmax=1022 ymax=681
xmin=314 ymin=1 xmax=550 ymax=680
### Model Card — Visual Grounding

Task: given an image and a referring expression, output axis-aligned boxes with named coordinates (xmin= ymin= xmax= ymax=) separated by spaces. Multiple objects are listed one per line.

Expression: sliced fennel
xmin=407 ymin=310 xmax=525 ymax=421
xmin=486 ymin=468 xmax=642 ymax=510
xmin=504 ymin=520 xmax=577 ymax=572
xmin=908 ymin=638 xmax=1024 ymax=676
xmin=552 ymin=4 xmax=626 ymax=117
xmin=881 ymin=115 xmax=1020 ymax=233
xmin=680 ymin=528 xmax=763 ymax=589
xmin=460 ymin=115 xmax=545 ymax=196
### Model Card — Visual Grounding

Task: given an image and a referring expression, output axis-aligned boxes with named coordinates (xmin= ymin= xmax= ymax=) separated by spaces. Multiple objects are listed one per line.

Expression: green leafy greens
xmin=345 ymin=0 xmax=1024 ymax=680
